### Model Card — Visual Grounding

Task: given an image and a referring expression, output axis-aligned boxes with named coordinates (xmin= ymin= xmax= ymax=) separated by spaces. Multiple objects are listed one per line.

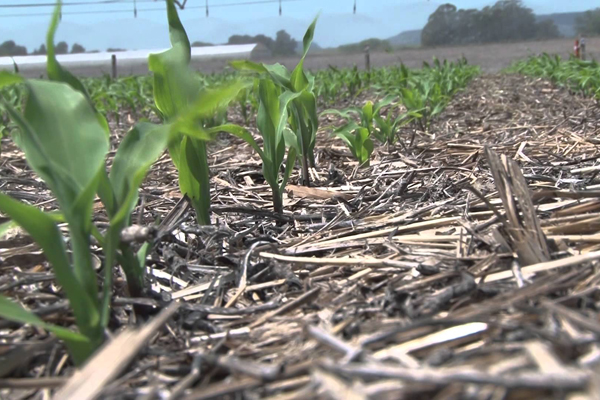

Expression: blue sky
xmin=0 ymin=0 xmax=597 ymax=50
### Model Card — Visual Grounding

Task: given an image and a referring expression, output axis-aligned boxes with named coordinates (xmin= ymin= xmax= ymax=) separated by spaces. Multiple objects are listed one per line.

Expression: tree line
xmin=422 ymin=0 xmax=560 ymax=47
xmin=226 ymin=30 xmax=297 ymax=56
xmin=193 ymin=30 xmax=299 ymax=56
xmin=1 ymin=28 xmax=298 ymax=57
xmin=0 ymin=40 xmax=86 ymax=56
xmin=576 ymin=8 xmax=600 ymax=36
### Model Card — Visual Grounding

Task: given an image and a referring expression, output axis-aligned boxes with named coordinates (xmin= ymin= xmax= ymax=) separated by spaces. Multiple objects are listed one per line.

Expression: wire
xmin=0 ymin=0 xmax=135 ymax=7
xmin=0 ymin=0 xmax=307 ymax=17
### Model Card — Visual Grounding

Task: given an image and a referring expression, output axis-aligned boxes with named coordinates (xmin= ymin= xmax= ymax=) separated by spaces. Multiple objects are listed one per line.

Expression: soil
xmin=1 ymin=72 xmax=600 ymax=399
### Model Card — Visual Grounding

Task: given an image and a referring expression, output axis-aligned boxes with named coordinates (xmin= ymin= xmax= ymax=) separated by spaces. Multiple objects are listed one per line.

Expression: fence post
xmin=364 ymin=44 xmax=370 ymax=71
xmin=111 ymin=54 xmax=117 ymax=79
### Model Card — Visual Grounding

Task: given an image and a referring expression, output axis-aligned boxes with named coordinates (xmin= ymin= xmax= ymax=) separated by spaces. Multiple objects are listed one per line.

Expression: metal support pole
xmin=364 ymin=45 xmax=370 ymax=71
xmin=111 ymin=54 xmax=117 ymax=80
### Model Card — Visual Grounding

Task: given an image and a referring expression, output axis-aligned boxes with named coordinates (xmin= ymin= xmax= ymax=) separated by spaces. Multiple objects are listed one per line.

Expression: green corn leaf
xmin=206 ymin=124 xmax=264 ymax=158
xmin=171 ymin=80 xmax=251 ymax=141
xmin=293 ymin=91 xmax=318 ymax=147
xmin=230 ymin=60 xmax=268 ymax=74
xmin=46 ymin=2 xmax=109 ymax=134
xmin=283 ymin=127 xmax=300 ymax=153
xmin=149 ymin=54 xmax=200 ymax=121
xmin=13 ymin=80 xmax=108 ymax=221
xmin=178 ymin=137 xmax=211 ymax=225
xmin=0 ymin=71 xmax=23 ymax=89
xmin=0 ymin=194 xmax=100 ymax=348
xmin=231 ymin=61 xmax=292 ymax=89
xmin=164 ymin=0 xmax=191 ymax=58
xmin=320 ymin=108 xmax=359 ymax=119
xmin=99 ymin=123 xmax=170 ymax=320
xmin=361 ymin=101 xmax=374 ymax=129
xmin=0 ymin=296 xmax=92 ymax=365
xmin=46 ymin=3 xmax=90 ymax=102
xmin=334 ymin=122 xmax=359 ymax=151
xmin=373 ymin=94 xmax=397 ymax=114
xmin=290 ymin=14 xmax=319 ymax=92
xmin=110 ymin=123 xmax=169 ymax=213
xmin=4 ymin=79 xmax=108 ymax=307
xmin=373 ymin=115 xmax=389 ymax=144
xmin=355 ymin=127 xmax=373 ymax=166
xmin=281 ymin=146 xmax=297 ymax=193
xmin=149 ymin=0 xmax=199 ymax=121
xmin=97 ymin=169 xmax=117 ymax=218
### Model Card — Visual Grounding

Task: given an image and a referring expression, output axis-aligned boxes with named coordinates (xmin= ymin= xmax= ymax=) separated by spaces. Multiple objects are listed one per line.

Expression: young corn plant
xmin=230 ymin=16 xmax=319 ymax=187
xmin=335 ymin=124 xmax=373 ymax=168
xmin=508 ymin=53 xmax=600 ymax=99
xmin=212 ymin=79 xmax=299 ymax=214
xmin=149 ymin=0 xmax=248 ymax=225
xmin=373 ymin=112 xmax=406 ymax=146
xmin=0 ymin=6 xmax=168 ymax=364
xmin=323 ymin=95 xmax=395 ymax=164
xmin=0 ymin=0 xmax=226 ymax=365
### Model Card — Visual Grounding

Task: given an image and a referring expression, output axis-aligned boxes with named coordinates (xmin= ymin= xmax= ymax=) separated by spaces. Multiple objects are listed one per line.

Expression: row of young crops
xmin=507 ymin=53 xmax=600 ymax=99
xmin=0 ymin=0 xmax=488 ymax=366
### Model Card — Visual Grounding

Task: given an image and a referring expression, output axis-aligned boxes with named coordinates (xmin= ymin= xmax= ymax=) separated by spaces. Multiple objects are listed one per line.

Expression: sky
xmin=0 ymin=0 xmax=597 ymax=51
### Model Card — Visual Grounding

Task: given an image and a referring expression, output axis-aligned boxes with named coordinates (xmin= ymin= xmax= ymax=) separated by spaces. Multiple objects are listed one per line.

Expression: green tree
xmin=55 ymin=41 xmax=69 ymax=54
xmin=535 ymin=20 xmax=560 ymax=39
xmin=576 ymin=8 xmax=600 ymax=36
xmin=422 ymin=0 xmax=560 ymax=47
xmin=32 ymin=44 xmax=47 ymax=55
xmin=0 ymin=40 xmax=27 ymax=56
xmin=273 ymin=30 xmax=297 ymax=56
xmin=421 ymin=4 xmax=459 ymax=47
xmin=228 ymin=34 xmax=274 ymax=50
xmin=227 ymin=31 xmax=297 ymax=56
xmin=191 ymin=41 xmax=213 ymax=47
xmin=71 ymin=43 xmax=86 ymax=53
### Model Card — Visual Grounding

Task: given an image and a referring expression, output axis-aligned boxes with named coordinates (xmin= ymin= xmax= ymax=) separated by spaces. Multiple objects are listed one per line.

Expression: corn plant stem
xmin=197 ymin=140 xmax=211 ymax=226
xmin=68 ymin=226 xmax=100 ymax=335
xmin=308 ymin=151 xmax=316 ymax=168
xmin=185 ymin=139 xmax=211 ymax=226
xmin=272 ymin=186 xmax=283 ymax=215
xmin=119 ymin=244 xmax=144 ymax=299
xmin=300 ymin=154 xmax=310 ymax=187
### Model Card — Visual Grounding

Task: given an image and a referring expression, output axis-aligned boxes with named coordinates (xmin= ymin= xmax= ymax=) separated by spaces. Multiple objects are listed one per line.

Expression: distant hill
xmin=387 ymin=29 xmax=422 ymax=47
xmin=333 ymin=29 xmax=420 ymax=54
xmin=536 ymin=12 xmax=585 ymax=38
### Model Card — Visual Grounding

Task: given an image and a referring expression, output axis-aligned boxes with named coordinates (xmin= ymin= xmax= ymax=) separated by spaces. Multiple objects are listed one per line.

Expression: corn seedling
xmin=212 ymin=79 xmax=299 ymax=214
xmin=373 ymin=111 xmax=407 ymax=146
xmin=0 ymin=0 xmax=230 ymax=365
xmin=335 ymin=123 xmax=373 ymax=167
xmin=0 ymin=3 xmax=172 ymax=364
xmin=149 ymin=0 xmax=248 ymax=225
xmin=231 ymin=16 xmax=319 ymax=187
xmin=323 ymin=94 xmax=395 ymax=161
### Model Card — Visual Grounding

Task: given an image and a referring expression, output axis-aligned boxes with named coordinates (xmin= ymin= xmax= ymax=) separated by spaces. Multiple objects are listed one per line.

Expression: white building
xmin=0 ymin=43 xmax=270 ymax=77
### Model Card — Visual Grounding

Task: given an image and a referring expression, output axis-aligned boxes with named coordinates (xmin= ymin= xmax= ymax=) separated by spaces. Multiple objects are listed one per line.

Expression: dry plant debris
xmin=1 ymin=73 xmax=600 ymax=399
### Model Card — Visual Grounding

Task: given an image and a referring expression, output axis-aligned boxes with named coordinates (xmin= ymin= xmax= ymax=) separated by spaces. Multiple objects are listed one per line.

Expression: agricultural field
xmin=1 ymin=1 xmax=600 ymax=399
